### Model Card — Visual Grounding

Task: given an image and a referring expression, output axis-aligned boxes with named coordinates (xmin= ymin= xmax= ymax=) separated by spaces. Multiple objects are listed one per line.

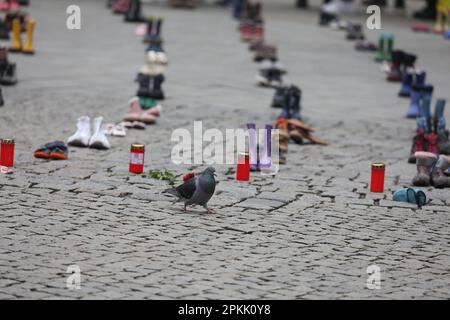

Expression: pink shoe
xmin=8 ymin=0 xmax=19 ymax=12
xmin=139 ymin=108 xmax=157 ymax=124
xmin=135 ymin=24 xmax=147 ymax=36
xmin=123 ymin=97 xmax=142 ymax=122
xmin=147 ymin=103 xmax=162 ymax=117
xmin=0 ymin=1 xmax=9 ymax=11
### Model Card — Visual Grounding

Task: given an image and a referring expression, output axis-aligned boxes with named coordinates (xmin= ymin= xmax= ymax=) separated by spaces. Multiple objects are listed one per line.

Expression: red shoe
xmin=251 ymin=24 xmax=264 ymax=42
xmin=408 ymin=128 xmax=426 ymax=163
xmin=112 ymin=0 xmax=130 ymax=14
xmin=426 ymin=132 xmax=439 ymax=155
xmin=240 ymin=24 xmax=252 ymax=42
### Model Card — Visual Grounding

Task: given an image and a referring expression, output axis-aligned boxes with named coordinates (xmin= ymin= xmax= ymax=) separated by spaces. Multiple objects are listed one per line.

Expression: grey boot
xmin=412 ymin=151 xmax=437 ymax=186
xmin=431 ymin=155 xmax=450 ymax=188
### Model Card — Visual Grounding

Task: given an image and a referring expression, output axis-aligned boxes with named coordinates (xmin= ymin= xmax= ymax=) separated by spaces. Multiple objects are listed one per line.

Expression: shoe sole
xmin=68 ymin=140 xmax=89 ymax=147
xmin=89 ymin=141 xmax=110 ymax=150
xmin=33 ymin=152 xmax=50 ymax=159
xmin=49 ymin=152 xmax=68 ymax=160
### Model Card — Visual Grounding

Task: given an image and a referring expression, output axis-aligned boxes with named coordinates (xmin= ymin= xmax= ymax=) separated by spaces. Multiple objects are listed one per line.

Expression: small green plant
xmin=145 ymin=169 xmax=176 ymax=185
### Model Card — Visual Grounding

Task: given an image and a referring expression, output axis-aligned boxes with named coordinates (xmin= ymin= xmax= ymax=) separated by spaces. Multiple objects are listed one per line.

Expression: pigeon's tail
xmin=162 ymin=188 xmax=179 ymax=197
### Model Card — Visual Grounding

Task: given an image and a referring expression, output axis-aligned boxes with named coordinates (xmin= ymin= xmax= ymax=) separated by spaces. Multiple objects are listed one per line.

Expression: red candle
xmin=236 ymin=152 xmax=250 ymax=181
xmin=370 ymin=163 xmax=385 ymax=193
xmin=129 ymin=144 xmax=145 ymax=174
xmin=0 ymin=139 xmax=15 ymax=167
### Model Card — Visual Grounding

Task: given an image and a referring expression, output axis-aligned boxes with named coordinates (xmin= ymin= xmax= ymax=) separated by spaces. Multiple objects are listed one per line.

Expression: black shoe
xmin=136 ymin=73 xmax=151 ymax=98
xmin=268 ymin=69 xmax=284 ymax=88
xmin=346 ymin=23 xmax=365 ymax=41
xmin=124 ymin=0 xmax=145 ymax=22
xmin=277 ymin=88 xmax=291 ymax=119
xmin=0 ymin=19 xmax=9 ymax=40
xmin=394 ymin=0 xmax=405 ymax=9
xmin=296 ymin=0 xmax=308 ymax=8
xmin=288 ymin=85 xmax=302 ymax=121
xmin=437 ymin=130 xmax=450 ymax=155
xmin=149 ymin=74 xmax=165 ymax=100
xmin=143 ymin=18 xmax=163 ymax=44
xmin=413 ymin=0 xmax=437 ymax=20
xmin=0 ymin=63 xmax=17 ymax=86
xmin=272 ymin=87 xmax=288 ymax=108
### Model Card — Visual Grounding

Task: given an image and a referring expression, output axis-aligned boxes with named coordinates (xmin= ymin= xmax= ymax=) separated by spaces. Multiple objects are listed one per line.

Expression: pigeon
xmin=164 ymin=167 xmax=217 ymax=213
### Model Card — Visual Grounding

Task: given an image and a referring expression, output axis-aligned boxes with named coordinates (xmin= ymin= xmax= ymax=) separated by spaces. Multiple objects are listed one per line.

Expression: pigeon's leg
xmin=181 ymin=205 xmax=187 ymax=213
xmin=204 ymin=205 xmax=214 ymax=214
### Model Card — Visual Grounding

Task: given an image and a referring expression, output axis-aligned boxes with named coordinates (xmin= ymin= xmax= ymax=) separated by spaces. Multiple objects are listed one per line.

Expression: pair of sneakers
xmin=412 ymin=152 xmax=450 ymax=188
xmin=33 ymin=141 xmax=69 ymax=160
xmin=68 ymin=116 xmax=111 ymax=149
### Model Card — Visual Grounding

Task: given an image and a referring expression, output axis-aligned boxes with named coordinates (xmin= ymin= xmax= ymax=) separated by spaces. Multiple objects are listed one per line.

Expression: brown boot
xmin=431 ymin=155 xmax=450 ymax=188
xmin=412 ymin=151 xmax=437 ymax=187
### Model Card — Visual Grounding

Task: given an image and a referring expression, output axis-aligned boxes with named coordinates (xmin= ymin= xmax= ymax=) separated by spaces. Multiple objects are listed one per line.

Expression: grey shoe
xmin=437 ymin=130 xmax=450 ymax=155
xmin=431 ymin=155 xmax=450 ymax=188
xmin=412 ymin=151 xmax=437 ymax=187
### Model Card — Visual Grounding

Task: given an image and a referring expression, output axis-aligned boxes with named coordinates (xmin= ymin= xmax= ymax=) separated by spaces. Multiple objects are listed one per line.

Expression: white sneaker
xmin=89 ymin=116 xmax=111 ymax=149
xmin=68 ymin=116 xmax=91 ymax=147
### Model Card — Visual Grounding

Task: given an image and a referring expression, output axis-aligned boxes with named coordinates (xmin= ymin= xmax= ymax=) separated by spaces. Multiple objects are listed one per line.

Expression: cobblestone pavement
xmin=0 ymin=0 xmax=449 ymax=299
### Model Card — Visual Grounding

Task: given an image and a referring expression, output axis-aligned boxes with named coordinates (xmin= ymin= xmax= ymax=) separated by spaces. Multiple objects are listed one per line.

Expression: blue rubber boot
xmin=421 ymin=85 xmax=434 ymax=102
xmin=419 ymin=95 xmax=432 ymax=119
xmin=398 ymin=70 xmax=414 ymax=97
xmin=406 ymin=86 xmax=421 ymax=118
xmin=419 ymin=94 xmax=432 ymax=129
xmin=434 ymin=98 xmax=446 ymax=132
xmin=415 ymin=70 xmax=426 ymax=86
xmin=232 ymin=0 xmax=244 ymax=20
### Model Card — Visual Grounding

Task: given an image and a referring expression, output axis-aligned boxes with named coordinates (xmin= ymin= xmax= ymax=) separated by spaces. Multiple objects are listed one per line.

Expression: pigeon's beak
xmin=213 ymin=172 xmax=218 ymax=177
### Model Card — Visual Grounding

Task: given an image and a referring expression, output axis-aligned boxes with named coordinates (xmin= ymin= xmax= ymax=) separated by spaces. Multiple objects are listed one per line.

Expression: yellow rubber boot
xmin=22 ymin=19 xmax=35 ymax=54
xmin=9 ymin=18 xmax=22 ymax=52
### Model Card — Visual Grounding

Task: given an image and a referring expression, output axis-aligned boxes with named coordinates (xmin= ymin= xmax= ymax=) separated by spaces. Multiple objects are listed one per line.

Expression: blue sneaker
xmin=393 ymin=188 xmax=426 ymax=208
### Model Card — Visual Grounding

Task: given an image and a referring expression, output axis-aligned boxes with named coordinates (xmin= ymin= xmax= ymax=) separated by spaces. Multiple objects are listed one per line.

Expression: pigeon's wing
xmin=195 ymin=173 xmax=216 ymax=205
xmin=175 ymin=177 xmax=197 ymax=200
